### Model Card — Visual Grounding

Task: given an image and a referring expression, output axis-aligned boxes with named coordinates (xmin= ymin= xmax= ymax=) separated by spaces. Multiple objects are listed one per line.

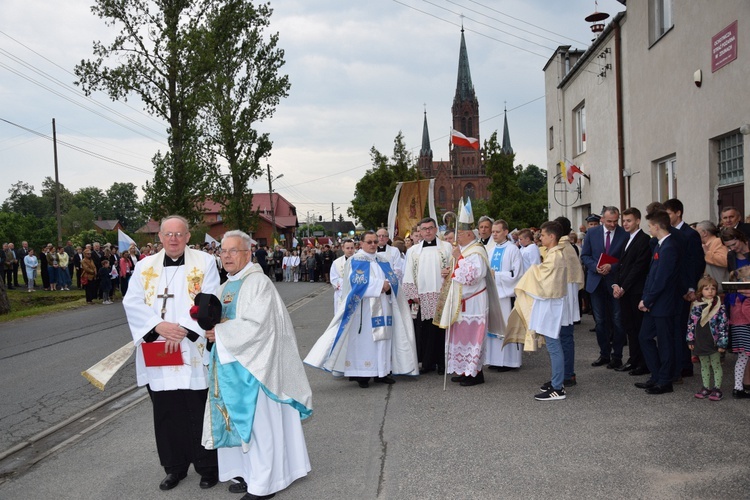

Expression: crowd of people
xmin=105 ymin=203 xmax=750 ymax=498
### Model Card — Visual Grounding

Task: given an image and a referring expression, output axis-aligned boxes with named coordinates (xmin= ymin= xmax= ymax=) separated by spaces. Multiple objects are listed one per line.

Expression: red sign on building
xmin=712 ymin=21 xmax=738 ymax=73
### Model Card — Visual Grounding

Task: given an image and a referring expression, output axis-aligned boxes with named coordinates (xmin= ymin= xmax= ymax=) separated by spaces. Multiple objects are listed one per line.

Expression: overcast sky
xmin=0 ymin=0 xmax=625 ymax=223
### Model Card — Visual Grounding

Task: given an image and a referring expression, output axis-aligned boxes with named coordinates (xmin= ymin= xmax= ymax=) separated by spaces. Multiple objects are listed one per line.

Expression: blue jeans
xmin=544 ymin=334 xmax=565 ymax=390
xmin=590 ymin=282 xmax=625 ymax=359
xmin=560 ymin=324 xmax=575 ymax=380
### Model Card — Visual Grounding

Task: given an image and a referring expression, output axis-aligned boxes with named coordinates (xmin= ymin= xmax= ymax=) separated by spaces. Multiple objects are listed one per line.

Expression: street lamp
xmin=267 ymin=166 xmax=284 ymax=246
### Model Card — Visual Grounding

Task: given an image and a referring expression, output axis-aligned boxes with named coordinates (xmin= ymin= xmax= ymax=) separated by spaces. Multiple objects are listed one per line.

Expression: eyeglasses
xmin=219 ymin=249 xmax=248 ymax=256
xmin=363 ymin=240 xmax=378 ymax=245
xmin=376 ymin=234 xmax=389 ymax=238
xmin=421 ymin=226 xmax=436 ymax=231
xmin=161 ymin=232 xmax=187 ymax=239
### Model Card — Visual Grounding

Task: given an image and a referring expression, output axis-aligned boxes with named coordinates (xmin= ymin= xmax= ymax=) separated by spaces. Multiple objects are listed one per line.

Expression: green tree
xmin=40 ymin=176 xmax=74 ymax=217
xmin=72 ymin=186 xmax=106 ymax=216
xmin=200 ymin=0 xmax=290 ymax=233
xmin=62 ymin=206 xmax=96 ymax=236
xmin=75 ymin=0 xmax=214 ymax=224
xmin=348 ymin=132 xmax=418 ymax=229
xmin=517 ymin=164 xmax=547 ymax=194
xmin=484 ymin=132 xmax=547 ymax=228
xmin=3 ymin=181 xmax=48 ymax=218
xmin=106 ymin=182 xmax=144 ymax=230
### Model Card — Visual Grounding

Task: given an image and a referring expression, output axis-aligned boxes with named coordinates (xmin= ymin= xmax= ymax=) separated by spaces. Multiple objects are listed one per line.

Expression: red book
xmin=597 ymin=253 xmax=619 ymax=268
xmin=141 ymin=341 xmax=184 ymax=367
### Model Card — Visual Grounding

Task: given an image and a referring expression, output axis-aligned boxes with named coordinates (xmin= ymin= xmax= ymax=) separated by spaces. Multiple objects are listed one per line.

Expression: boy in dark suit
xmin=635 ymin=210 xmax=682 ymax=394
xmin=612 ymin=207 xmax=652 ymax=375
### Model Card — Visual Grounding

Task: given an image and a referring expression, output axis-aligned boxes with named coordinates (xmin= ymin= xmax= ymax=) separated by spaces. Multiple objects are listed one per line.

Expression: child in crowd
xmin=98 ymin=259 xmax=113 ymax=304
xmin=686 ymin=275 xmax=727 ymax=401
xmin=726 ymin=266 xmax=750 ymax=399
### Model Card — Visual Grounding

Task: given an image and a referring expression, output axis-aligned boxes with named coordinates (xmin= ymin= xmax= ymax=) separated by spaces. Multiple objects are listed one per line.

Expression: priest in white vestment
xmin=305 ymin=231 xmax=418 ymax=388
xmin=484 ymin=219 xmax=523 ymax=371
xmin=123 ymin=215 xmax=220 ymax=491
xmin=330 ymin=239 xmax=355 ymax=315
xmin=402 ymin=217 xmax=452 ymax=374
xmin=202 ymin=230 xmax=312 ymax=500
xmin=376 ymin=227 xmax=404 ymax=279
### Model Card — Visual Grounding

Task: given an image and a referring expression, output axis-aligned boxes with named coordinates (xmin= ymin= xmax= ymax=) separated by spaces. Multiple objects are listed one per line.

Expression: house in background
xmin=93 ymin=218 xmax=123 ymax=233
xmin=545 ymin=1 xmax=748 ymax=226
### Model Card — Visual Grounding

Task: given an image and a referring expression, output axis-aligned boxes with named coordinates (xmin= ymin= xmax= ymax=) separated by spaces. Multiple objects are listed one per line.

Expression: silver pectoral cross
xmin=157 ymin=287 xmax=175 ymax=319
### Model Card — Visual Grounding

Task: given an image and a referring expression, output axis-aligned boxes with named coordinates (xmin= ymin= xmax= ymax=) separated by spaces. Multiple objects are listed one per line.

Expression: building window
xmin=548 ymin=126 xmax=554 ymax=150
xmin=649 ymin=0 xmax=673 ymax=45
xmin=655 ymin=155 xmax=677 ymax=202
xmin=468 ymin=117 xmax=473 ymax=138
xmin=574 ymin=103 xmax=586 ymax=155
xmin=718 ymin=132 xmax=744 ymax=186
xmin=463 ymin=183 xmax=475 ymax=201
xmin=438 ymin=187 xmax=447 ymax=204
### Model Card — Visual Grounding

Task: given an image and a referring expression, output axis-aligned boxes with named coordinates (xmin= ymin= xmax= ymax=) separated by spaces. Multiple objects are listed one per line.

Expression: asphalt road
xmin=1 ymin=281 xmax=750 ymax=499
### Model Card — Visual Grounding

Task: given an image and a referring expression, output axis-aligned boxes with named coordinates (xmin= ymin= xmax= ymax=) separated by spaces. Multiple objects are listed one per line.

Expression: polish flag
xmin=450 ymin=129 xmax=480 ymax=150
xmin=567 ymin=164 xmax=584 ymax=184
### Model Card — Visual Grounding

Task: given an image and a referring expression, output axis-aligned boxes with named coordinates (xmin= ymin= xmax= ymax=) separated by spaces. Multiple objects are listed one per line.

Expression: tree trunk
xmin=0 ymin=281 xmax=10 ymax=315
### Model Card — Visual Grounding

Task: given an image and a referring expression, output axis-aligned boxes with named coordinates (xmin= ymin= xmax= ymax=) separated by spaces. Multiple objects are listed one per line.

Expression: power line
xmin=0 ymin=30 xmax=168 ymax=131
xmin=0 ymin=117 xmax=154 ymax=175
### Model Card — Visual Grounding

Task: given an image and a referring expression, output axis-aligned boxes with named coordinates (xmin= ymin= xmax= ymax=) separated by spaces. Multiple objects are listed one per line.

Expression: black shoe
xmin=159 ymin=472 xmax=187 ymax=491
xmin=615 ymin=362 xmax=634 ymax=372
xmin=460 ymin=371 xmax=485 ymax=386
xmin=451 ymin=375 xmax=466 ymax=383
xmin=241 ymin=493 xmax=276 ymax=500
xmin=374 ymin=375 xmax=396 ymax=385
xmin=589 ymin=327 xmax=596 ymax=332
xmin=355 ymin=377 xmax=369 ymax=388
xmin=437 ymin=366 xmax=445 ymax=375
xmin=732 ymin=389 xmax=750 ymax=399
xmin=635 ymin=381 xmax=656 ymax=389
xmin=229 ymin=477 xmax=248 ymax=493
xmin=681 ymin=369 xmax=694 ymax=378
xmin=200 ymin=476 xmax=219 ymax=489
xmin=564 ymin=376 xmax=577 ymax=386
xmin=629 ymin=367 xmax=650 ymax=376
xmin=591 ymin=357 xmax=610 ymax=367
xmin=419 ymin=368 xmax=435 ymax=375
xmin=606 ymin=359 xmax=623 ymax=369
xmin=493 ymin=366 xmax=518 ymax=372
xmin=646 ymin=384 xmax=674 ymax=395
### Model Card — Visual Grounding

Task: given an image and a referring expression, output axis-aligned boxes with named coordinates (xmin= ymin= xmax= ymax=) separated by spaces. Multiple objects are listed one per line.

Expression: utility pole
xmin=52 ymin=118 xmax=62 ymax=246
xmin=331 ymin=202 xmax=335 ymax=222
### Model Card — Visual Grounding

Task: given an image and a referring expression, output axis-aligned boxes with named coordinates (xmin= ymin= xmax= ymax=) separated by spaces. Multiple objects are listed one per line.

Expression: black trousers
xmin=147 ymin=387 xmax=218 ymax=477
xmin=420 ymin=314 xmax=445 ymax=371
xmin=620 ymin=291 xmax=644 ymax=368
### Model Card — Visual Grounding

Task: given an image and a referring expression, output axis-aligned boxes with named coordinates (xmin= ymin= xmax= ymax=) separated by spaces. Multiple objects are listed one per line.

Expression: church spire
xmin=501 ymin=106 xmax=513 ymax=155
xmin=455 ymin=27 xmax=474 ymax=102
xmin=420 ymin=108 xmax=432 ymax=156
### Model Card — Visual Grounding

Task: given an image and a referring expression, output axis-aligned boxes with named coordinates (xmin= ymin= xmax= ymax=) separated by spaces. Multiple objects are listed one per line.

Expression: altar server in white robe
xmin=202 ymin=230 xmax=312 ymax=500
xmin=330 ymin=239 xmax=355 ymax=315
xmin=376 ymin=227 xmax=404 ymax=279
xmin=123 ymin=215 xmax=221 ymax=491
xmin=305 ymin=231 xmax=418 ymax=388
xmin=518 ymin=228 xmax=541 ymax=274
xmin=485 ymin=219 xmax=523 ymax=371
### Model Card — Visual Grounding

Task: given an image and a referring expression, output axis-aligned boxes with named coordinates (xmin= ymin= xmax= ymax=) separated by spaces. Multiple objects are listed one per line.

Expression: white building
xmin=545 ymin=1 xmax=748 ymax=226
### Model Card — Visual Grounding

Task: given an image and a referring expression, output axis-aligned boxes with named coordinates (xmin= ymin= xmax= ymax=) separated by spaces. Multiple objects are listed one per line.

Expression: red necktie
xmin=605 ymin=231 xmax=611 ymax=255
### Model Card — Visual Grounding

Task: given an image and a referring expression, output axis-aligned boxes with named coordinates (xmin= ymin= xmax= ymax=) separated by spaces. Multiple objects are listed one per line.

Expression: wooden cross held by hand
xmin=158 ymin=287 xmax=174 ymax=319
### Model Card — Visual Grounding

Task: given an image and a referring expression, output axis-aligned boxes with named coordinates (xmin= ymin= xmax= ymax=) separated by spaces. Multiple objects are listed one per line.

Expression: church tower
xmin=420 ymin=28 xmax=505 ymax=214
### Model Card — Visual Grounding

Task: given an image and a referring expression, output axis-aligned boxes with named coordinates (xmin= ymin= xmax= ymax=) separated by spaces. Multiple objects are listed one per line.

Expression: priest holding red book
xmin=123 ymin=215 xmax=221 ymax=492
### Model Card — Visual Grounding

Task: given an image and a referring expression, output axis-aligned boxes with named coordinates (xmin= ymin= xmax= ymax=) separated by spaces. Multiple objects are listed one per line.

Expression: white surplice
xmin=484 ymin=240 xmax=523 ymax=368
xmin=123 ymin=248 xmax=219 ymax=390
xmin=330 ymin=254 xmax=348 ymax=315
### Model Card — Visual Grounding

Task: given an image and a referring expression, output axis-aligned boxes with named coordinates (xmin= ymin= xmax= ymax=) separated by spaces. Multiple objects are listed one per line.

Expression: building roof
xmin=135 ymin=219 xmax=160 ymax=234
xmin=93 ymin=220 xmax=121 ymax=231
xmin=420 ymin=110 xmax=432 ymax=156
xmin=455 ymin=28 xmax=475 ymax=102
xmin=557 ymin=11 xmax=627 ymax=89
xmin=501 ymin=109 xmax=513 ymax=155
